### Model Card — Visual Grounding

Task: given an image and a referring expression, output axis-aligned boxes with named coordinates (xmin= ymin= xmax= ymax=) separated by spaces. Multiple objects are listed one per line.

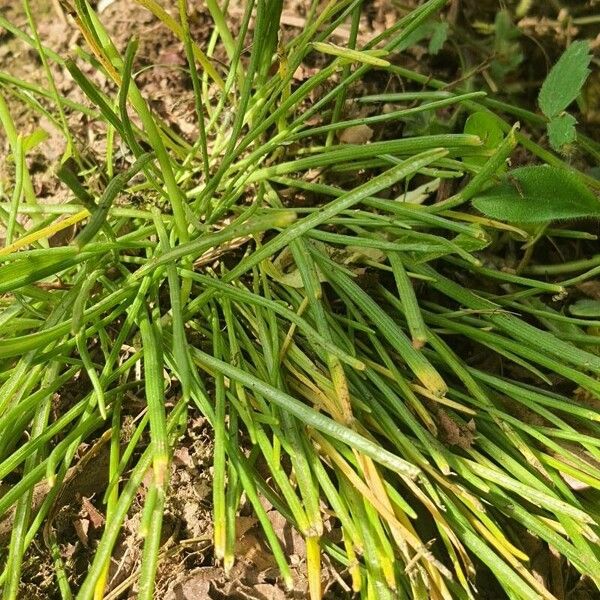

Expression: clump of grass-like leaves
xmin=1 ymin=1 xmax=600 ymax=599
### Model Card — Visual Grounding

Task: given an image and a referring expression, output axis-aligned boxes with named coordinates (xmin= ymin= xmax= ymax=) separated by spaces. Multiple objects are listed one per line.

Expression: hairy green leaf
xmin=539 ymin=41 xmax=592 ymax=118
xmin=491 ymin=10 xmax=523 ymax=79
xmin=547 ymin=113 xmax=577 ymax=151
xmin=464 ymin=111 xmax=504 ymax=168
xmin=472 ymin=165 xmax=600 ymax=223
xmin=428 ymin=22 xmax=448 ymax=55
xmin=570 ymin=299 xmax=600 ymax=318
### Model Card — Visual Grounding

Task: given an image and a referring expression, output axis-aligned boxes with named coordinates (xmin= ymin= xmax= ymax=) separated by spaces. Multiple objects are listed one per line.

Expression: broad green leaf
xmin=547 ymin=113 xmax=577 ymax=151
xmin=491 ymin=10 xmax=523 ymax=79
xmin=464 ymin=111 xmax=504 ymax=168
xmin=428 ymin=22 xmax=448 ymax=55
xmin=396 ymin=20 xmax=448 ymax=55
xmin=494 ymin=9 xmax=520 ymax=44
xmin=539 ymin=41 xmax=592 ymax=118
xmin=570 ymin=299 xmax=600 ymax=318
xmin=396 ymin=22 xmax=434 ymax=52
xmin=472 ymin=165 xmax=600 ymax=223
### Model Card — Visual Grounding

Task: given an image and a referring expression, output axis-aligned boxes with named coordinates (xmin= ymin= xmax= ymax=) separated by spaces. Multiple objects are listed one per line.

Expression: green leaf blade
xmin=547 ymin=113 xmax=577 ymax=151
xmin=539 ymin=41 xmax=592 ymax=118
xmin=463 ymin=111 xmax=504 ymax=168
xmin=570 ymin=299 xmax=600 ymax=318
xmin=472 ymin=165 xmax=600 ymax=223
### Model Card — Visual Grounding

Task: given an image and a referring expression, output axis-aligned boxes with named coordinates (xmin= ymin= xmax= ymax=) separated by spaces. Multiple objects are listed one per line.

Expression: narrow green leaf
xmin=22 ymin=127 xmax=49 ymax=153
xmin=311 ymin=42 xmax=390 ymax=67
xmin=0 ymin=249 xmax=80 ymax=293
xmin=139 ymin=306 xmax=169 ymax=488
xmin=315 ymin=251 xmax=447 ymax=397
xmin=191 ymin=348 xmax=420 ymax=479
xmin=74 ymin=152 xmax=154 ymax=249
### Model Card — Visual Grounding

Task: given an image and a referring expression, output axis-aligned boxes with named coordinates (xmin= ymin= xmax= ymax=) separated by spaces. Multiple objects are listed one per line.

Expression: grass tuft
xmin=1 ymin=0 xmax=599 ymax=598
